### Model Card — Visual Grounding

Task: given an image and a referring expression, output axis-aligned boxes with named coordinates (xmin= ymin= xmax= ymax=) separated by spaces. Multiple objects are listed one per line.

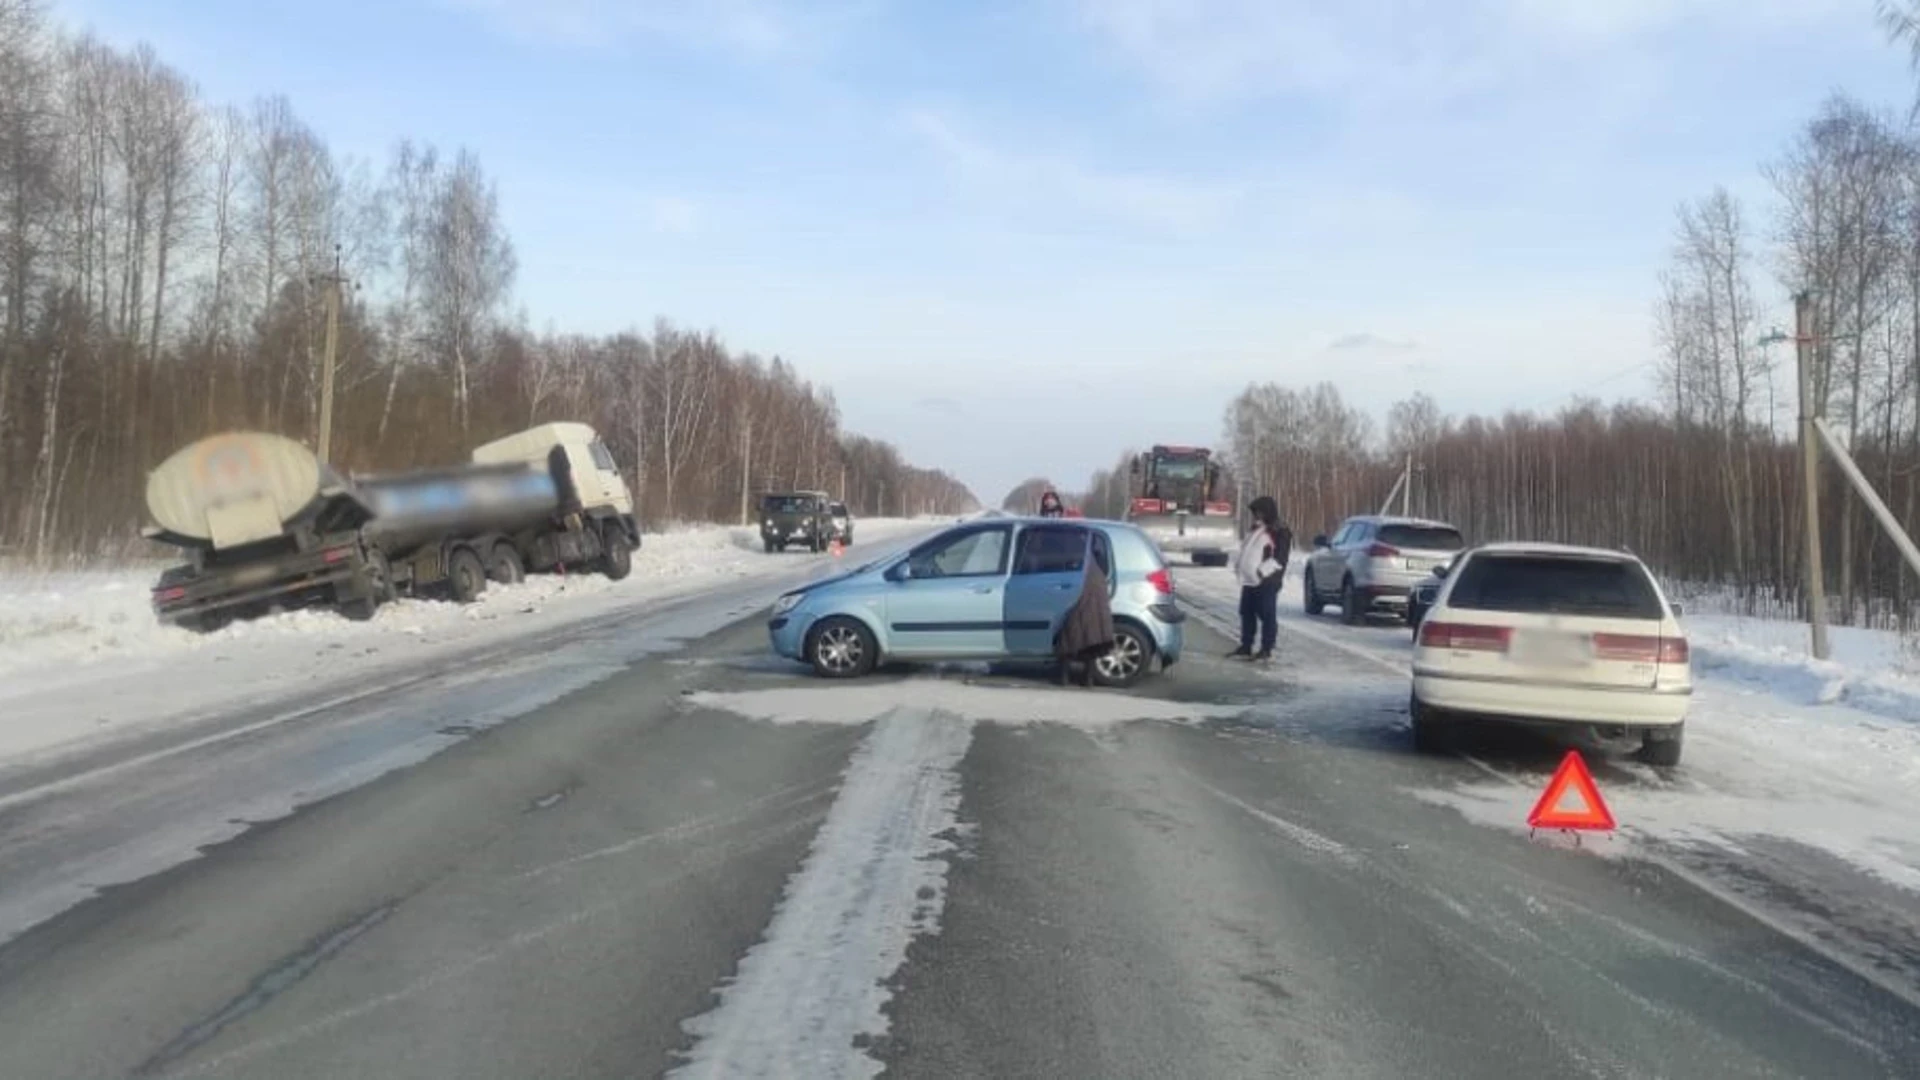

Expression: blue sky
xmin=61 ymin=0 xmax=1916 ymax=504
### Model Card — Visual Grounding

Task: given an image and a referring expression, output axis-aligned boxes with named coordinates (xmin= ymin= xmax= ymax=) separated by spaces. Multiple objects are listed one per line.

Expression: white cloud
xmin=904 ymin=108 xmax=1241 ymax=233
xmin=647 ymin=195 xmax=700 ymax=235
xmin=1071 ymin=0 xmax=1852 ymax=108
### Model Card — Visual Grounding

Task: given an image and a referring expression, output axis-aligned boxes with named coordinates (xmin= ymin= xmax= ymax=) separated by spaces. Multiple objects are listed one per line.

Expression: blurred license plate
xmin=231 ymin=564 xmax=278 ymax=587
xmin=1512 ymin=630 xmax=1589 ymax=668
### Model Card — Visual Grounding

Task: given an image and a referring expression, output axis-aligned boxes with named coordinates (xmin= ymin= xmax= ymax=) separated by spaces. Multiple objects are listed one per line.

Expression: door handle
xmin=1051 ymin=583 xmax=1074 ymax=590
xmin=972 ymin=585 xmax=995 ymax=594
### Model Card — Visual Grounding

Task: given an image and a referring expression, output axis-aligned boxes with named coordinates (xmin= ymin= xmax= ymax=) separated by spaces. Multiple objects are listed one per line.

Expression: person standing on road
xmin=1057 ymin=533 xmax=1116 ymax=686
xmin=1230 ymin=496 xmax=1290 ymax=661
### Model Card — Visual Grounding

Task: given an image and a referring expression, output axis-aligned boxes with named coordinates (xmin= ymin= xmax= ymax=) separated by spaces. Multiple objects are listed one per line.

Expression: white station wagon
xmin=1409 ymin=542 xmax=1692 ymax=765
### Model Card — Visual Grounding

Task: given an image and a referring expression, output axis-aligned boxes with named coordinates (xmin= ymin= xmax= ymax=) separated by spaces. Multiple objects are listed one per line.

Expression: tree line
xmin=0 ymin=0 xmax=974 ymax=560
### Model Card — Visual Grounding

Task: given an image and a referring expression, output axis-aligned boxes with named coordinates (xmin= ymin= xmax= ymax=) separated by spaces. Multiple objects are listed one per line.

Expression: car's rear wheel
xmin=1090 ymin=624 xmax=1153 ymax=688
xmin=1303 ymin=568 xmax=1324 ymax=615
xmin=808 ymin=616 xmax=876 ymax=679
xmin=1341 ymin=578 xmax=1363 ymax=625
xmin=1638 ymin=725 xmax=1684 ymax=767
xmin=1410 ymin=693 xmax=1454 ymax=754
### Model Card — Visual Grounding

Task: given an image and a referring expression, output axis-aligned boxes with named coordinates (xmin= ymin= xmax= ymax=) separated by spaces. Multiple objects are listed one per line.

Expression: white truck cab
xmin=471 ymin=422 xmax=634 ymax=518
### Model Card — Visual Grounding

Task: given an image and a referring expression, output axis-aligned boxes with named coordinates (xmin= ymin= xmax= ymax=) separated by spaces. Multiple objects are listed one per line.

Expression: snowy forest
xmin=0 ymin=0 xmax=976 ymax=561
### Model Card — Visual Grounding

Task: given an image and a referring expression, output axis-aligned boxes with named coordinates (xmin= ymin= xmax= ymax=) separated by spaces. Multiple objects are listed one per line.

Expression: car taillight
xmin=153 ymin=586 xmax=187 ymax=604
xmin=1146 ymin=568 xmax=1173 ymax=595
xmin=1366 ymin=542 xmax=1400 ymax=558
xmin=1418 ymin=621 xmax=1511 ymax=652
xmin=323 ymin=546 xmax=353 ymax=563
xmin=1589 ymin=634 xmax=1689 ymax=664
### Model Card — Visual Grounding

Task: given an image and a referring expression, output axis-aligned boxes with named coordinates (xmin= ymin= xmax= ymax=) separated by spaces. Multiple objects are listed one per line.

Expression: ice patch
xmin=685 ymin=682 xmax=1244 ymax=729
xmin=671 ymin=708 xmax=972 ymax=1079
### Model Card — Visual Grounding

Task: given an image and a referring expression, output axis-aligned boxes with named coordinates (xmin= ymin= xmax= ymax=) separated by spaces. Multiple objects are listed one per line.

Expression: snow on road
xmin=0 ymin=519 xmax=935 ymax=772
xmin=1173 ymin=562 xmax=1920 ymax=899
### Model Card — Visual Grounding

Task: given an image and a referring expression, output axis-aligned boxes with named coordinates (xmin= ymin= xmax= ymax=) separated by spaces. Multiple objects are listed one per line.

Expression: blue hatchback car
xmin=768 ymin=517 xmax=1187 ymax=686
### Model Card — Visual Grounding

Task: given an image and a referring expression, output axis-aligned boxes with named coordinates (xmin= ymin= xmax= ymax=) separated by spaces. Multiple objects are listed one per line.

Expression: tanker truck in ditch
xmin=1125 ymin=444 xmax=1235 ymax=567
xmin=143 ymin=422 xmax=639 ymax=632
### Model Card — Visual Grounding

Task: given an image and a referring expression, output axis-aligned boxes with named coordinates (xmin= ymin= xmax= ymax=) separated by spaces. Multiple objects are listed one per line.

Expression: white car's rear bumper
xmin=1413 ymin=670 xmax=1690 ymax=728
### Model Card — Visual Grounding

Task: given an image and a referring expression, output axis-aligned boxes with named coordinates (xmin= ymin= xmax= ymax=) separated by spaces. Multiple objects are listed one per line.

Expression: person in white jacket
xmin=1229 ymin=495 xmax=1291 ymax=660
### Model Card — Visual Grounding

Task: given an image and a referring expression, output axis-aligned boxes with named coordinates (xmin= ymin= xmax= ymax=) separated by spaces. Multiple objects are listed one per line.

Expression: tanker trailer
xmin=143 ymin=431 xmax=384 ymax=632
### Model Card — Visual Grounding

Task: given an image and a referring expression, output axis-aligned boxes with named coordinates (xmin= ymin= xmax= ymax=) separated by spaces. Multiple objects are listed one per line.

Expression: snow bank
xmin=0 ymin=519 xmax=931 ymax=770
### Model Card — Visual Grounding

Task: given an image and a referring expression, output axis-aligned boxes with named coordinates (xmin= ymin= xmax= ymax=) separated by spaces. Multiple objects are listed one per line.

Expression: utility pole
xmin=312 ymin=245 xmax=349 ymax=466
xmin=739 ymin=424 xmax=752 ymax=525
xmin=1794 ymin=291 xmax=1832 ymax=661
xmin=1401 ymin=453 xmax=1412 ymax=516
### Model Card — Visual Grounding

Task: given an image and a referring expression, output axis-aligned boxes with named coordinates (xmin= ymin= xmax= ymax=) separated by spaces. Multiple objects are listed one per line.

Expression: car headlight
xmin=773 ymin=592 xmax=803 ymax=615
xmin=763 ymin=519 xmax=773 ymax=528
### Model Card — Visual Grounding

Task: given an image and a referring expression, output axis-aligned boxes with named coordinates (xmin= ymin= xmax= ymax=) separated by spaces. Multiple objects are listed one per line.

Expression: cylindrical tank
xmin=146 ymin=432 xmax=342 ymax=549
xmin=358 ymin=463 xmax=561 ymax=556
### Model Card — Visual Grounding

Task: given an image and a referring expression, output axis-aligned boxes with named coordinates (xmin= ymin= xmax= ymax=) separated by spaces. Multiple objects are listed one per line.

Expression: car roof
xmin=1349 ymin=514 xmax=1458 ymax=529
xmin=1468 ymin=541 xmax=1641 ymax=561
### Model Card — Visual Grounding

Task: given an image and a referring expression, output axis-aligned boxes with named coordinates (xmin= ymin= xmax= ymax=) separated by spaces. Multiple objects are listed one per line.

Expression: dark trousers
xmin=1239 ymin=581 xmax=1279 ymax=652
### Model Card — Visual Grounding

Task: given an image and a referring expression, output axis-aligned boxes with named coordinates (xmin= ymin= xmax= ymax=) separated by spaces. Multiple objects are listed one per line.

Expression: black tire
xmin=178 ymin=609 xmax=234 ymax=634
xmin=1638 ymin=726 xmax=1684 ymax=767
xmin=448 ymin=546 xmax=487 ymax=603
xmin=1340 ymin=578 xmax=1363 ymax=625
xmin=1410 ymin=693 xmax=1453 ymax=754
xmin=764 ymin=539 xmax=777 ymax=554
xmin=600 ymin=522 xmax=633 ymax=581
xmin=1090 ymin=624 xmax=1154 ymax=688
xmin=487 ymin=543 xmax=525 ymax=585
xmin=807 ymin=616 xmax=877 ymax=679
xmin=1303 ymin=568 xmax=1324 ymax=615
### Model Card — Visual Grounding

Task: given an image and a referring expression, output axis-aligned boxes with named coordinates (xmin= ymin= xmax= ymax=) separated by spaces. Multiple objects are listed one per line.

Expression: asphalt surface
xmin=0 ymin=574 xmax=1916 ymax=1078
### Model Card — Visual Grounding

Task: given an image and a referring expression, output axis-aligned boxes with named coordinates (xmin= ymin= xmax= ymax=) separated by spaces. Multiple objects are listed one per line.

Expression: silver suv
xmin=1304 ymin=515 xmax=1466 ymax=625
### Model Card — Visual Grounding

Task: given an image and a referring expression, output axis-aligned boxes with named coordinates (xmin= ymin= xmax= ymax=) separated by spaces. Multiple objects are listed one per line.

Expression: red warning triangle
xmin=1527 ymin=750 xmax=1615 ymax=832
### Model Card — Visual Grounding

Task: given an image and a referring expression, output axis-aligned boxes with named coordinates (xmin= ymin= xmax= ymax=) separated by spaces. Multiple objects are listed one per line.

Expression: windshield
xmin=1152 ymin=458 xmax=1205 ymax=482
xmin=764 ymin=496 xmax=818 ymax=513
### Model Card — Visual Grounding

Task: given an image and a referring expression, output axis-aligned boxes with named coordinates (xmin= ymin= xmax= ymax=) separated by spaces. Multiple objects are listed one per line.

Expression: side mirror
xmin=1129 ymin=456 xmax=1141 ymax=476
xmin=1432 ymin=562 xmax=1450 ymax=579
xmin=885 ymin=561 xmax=911 ymax=582
xmin=1312 ymin=535 xmax=1329 ymax=549
xmin=1671 ymin=603 xmax=1684 ymax=618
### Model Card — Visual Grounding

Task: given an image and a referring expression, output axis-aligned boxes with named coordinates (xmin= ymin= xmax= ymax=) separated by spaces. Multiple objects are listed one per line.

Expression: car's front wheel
xmin=1090 ymin=624 xmax=1154 ymax=688
xmin=808 ymin=616 xmax=877 ymax=679
xmin=1303 ymin=568 xmax=1324 ymax=615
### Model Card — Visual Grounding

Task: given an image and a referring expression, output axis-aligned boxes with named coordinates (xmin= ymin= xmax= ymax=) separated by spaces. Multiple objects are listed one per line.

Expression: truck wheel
xmin=1303 ymin=568 xmax=1325 ymax=615
xmin=448 ymin=546 xmax=487 ymax=603
xmin=807 ymin=616 xmax=876 ymax=679
xmin=600 ymin=522 xmax=633 ymax=581
xmin=764 ymin=538 xmax=777 ymax=554
xmin=487 ymin=543 xmax=525 ymax=585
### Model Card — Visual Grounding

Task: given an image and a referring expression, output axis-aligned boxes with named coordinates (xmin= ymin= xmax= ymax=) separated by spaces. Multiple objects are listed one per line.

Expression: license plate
xmin=1512 ymin=630 xmax=1590 ymax=668
xmin=1406 ymin=558 xmax=1434 ymax=571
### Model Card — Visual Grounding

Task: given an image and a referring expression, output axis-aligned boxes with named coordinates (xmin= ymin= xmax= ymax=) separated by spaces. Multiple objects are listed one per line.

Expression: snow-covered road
xmin=0 ymin=529 xmax=1915 ymax=1078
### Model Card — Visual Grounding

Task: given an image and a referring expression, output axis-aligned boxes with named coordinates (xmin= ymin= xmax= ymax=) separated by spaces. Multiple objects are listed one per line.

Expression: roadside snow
xmin=1173 ymin=564 xmax=1920 ymax=900
xmin=0 ymin=520 xmax=933 ymax=771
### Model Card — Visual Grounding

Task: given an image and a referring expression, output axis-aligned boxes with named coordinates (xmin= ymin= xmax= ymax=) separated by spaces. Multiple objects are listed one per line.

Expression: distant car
xmin=760 ymin=492 xmax=832 ymax=552
xmin=826 ymin=500 xmax=855 ymax=545
xmin=767 ymin=517 xmax=1186 ymax=687
xmin=1304 ymin=515 xmax=1465 ymax=625
xmin=1409 ymin=542 xmax=1691 ymax=765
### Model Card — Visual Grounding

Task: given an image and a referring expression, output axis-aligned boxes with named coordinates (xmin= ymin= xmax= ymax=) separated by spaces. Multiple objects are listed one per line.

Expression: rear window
xmin=1448 ymin=554 xmax=1663 ymax=619
xmin=1379 ymin=524 xmax=1464 ymax=551
xmin=1107 ymin=526 xmax=1165 ymax=576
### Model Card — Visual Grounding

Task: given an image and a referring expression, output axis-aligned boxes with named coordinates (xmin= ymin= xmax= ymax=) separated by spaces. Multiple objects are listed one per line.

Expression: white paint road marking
xmin=1198 ymin=781 xmax=1361 ymax=866
xmin=669 ymin=708 xmax=974 ymax=1080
